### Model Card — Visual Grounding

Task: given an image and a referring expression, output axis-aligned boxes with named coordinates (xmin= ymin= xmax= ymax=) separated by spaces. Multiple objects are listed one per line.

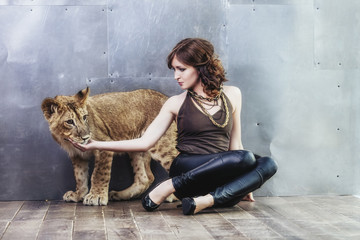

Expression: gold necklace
xmin=188 ymin=87 xmax=222 ymax=102
xmin=190 ymin=91 xmax=230 ymax=128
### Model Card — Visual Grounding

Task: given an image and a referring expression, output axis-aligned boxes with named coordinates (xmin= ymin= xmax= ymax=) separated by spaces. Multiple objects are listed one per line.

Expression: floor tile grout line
xmin=0 ymin=221 xmax=10 ymax=240
xmin=191 ymin=213 xmax=216 ymax=240
xmin=307 ymin=197 xmax=358 ymax=236
xmin=245 ymin=202 xmax=295 ymax=239
xmin=129 ymin=208 xmax=143 ymax=240
xmin=270 ymin=197 xmax=333 ymax=239
xmin=71 ymin=203 xmax=77 ymax=240
xmin=1 ymin=197 xmax=359 ymax=239
xmin=0 ymin=201 xmax=25 ymax=240
xmin=159 ymin=210 xmax=180 ymax=239
xmin=215 ymin=205 xmax=250 ymax=240
xmin=102 ymin=206 xmax=108 ymax=240
xmin=35 ymin=201 xmax=51 ymax=240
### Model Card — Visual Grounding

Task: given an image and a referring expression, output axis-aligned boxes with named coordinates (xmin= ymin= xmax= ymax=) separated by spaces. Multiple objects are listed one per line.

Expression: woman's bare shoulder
xmin=164 ymin=91 xmax=187 ymax=115
xmin=223 ymin=85 xmax=242 ymax=98
xmin=223 ymin=85 xmax=242 ymax=113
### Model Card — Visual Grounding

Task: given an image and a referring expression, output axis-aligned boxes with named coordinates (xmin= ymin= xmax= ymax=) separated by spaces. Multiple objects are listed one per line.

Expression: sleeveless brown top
xmin=176 ymin=92 xmax=233 ymax=154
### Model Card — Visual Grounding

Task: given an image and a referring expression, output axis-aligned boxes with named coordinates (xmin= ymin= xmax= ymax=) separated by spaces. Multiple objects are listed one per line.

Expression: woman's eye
xmin=66 ymin=119 xmax=74 ymax=125
xmin=179 ymin=68 xmax=186 ymax=72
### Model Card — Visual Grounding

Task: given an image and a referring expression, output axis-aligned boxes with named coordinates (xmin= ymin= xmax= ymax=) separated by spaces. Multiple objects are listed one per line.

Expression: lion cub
xmin=41 ymin=88 xmax=178 ymax=205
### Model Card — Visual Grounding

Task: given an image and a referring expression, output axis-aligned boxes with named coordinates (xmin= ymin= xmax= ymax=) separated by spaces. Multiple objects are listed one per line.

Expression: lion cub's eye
xmin=83 ymin=115 xmax=88 ymax=121
xmin=66 ymin=119 xmax=74 ymax=125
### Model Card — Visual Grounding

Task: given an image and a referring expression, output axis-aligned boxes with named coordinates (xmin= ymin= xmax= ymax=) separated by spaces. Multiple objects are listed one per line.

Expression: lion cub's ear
xmin=41 ymin=98 xmax=63 ymax=120
xmin=75 ymin=87 xmax=90 ymax=106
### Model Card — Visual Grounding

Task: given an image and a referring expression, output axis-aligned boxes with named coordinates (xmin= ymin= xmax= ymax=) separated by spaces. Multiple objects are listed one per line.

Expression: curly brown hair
xmin=167 ymin=38 xmax=228 ymax=97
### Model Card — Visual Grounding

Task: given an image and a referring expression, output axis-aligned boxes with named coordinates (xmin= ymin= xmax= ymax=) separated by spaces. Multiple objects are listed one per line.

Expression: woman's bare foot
xmin=242 ymin=192 xmax=255 ymax=202
xmin=193 ymin=194 xmax=214 ymax=214
xmin=148 ymin=179 xmax=175 ymax=205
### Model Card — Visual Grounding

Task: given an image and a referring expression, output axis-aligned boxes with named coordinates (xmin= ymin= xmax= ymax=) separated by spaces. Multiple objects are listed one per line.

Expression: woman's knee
xmin=232 ymin=150 xmax=257 ymax=169
xmin=257 ymin=157 xmax=278 ymax=178
xmin=213 ymin=150 xmax=257 ymax=174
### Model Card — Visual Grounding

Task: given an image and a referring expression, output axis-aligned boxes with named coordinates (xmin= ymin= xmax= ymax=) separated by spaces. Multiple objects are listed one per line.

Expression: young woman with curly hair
xmin=70 ymin=38 xmax=278 ymax=215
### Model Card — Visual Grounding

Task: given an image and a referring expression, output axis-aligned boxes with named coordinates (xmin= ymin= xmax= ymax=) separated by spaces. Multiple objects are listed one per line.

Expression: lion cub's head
xmin=41 ymin=88 xmax=92 ymax=150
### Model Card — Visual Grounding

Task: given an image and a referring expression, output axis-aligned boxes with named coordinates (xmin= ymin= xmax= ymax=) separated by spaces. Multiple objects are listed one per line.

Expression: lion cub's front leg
xmin=63 ymin=156 xmax=89 ymax=203
xmin=83 ymin=150 xmax=113 ymax=206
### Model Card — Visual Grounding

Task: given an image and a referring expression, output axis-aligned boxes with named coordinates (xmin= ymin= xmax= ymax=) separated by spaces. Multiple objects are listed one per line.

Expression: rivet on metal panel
xmin=65 ymin=8 xmax=68 ymax=11
xmin=102 ymin=9 xmax=105 ymax=12
xmin=317 ymin=62 xmax=320 ymax=65
xmin=256 ymin=123 xmax=260 ymax=126
xmin=253 ymin=8 xmax=256 ymax=12
xmin=338 ymin=62 xmax=342 ymax=66
xmin=109 ymin=73 xmax=113 ymax=77
xmin=337 ymin=128 xmax=340 ymax=131
xmin=30 ymin=9 xmax=33 ymax=12
xmin=110 ymin=79 xmax=114 ymax=84
xmin=338 ymin=85 xmax=341 ymax=88
xmin=88 ymin=79 xmax=92 ymax=83
xmin=316 ymin=7 xmax=320 ymax=10
xmin=103 ymin=52 xmax=106 ymax=55
xmin=337 ymin=175 xmax=340 ymax=178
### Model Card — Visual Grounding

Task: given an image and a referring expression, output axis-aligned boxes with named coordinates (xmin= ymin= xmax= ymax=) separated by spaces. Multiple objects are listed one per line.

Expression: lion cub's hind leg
xmin=109 ymin=152 xmax=154 ymax=201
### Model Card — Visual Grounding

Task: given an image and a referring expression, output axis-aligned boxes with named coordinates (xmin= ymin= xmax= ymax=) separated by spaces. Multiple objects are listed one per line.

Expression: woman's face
xmin=171 ymin=56 xmax=199 ymax=90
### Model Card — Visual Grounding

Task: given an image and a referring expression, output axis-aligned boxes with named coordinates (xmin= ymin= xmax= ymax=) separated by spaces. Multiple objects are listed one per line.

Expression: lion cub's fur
xmin=41 ymin=88 xmax=178 ymax=205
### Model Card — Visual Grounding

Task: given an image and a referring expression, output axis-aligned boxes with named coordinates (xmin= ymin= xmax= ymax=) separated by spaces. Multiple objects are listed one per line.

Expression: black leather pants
xmin=169 ymin=150 xmax=278 ymax=207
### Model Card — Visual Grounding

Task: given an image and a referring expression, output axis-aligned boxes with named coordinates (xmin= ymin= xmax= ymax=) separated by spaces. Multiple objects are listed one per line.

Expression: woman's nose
xmin=174 ymin=71 xmax=180 ymax=80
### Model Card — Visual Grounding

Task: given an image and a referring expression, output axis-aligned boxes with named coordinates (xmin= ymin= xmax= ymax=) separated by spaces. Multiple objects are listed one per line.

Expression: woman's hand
xmin=242 ymin=192 xmax=255 ymax=202
xmin=67 ymin=138 xmax=98 ymax=152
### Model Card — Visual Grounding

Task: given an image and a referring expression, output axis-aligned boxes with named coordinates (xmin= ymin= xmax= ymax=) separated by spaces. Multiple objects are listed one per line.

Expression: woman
xmin=70 ymin=38 xmax=278 ymax=215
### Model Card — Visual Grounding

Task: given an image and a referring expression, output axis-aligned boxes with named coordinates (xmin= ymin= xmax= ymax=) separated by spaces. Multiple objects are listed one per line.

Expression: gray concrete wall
xmin=0 ymin=0 xmax=359 ymax=200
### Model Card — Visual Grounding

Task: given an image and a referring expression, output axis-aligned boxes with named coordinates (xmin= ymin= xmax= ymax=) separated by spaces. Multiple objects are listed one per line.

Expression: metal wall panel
xmin=1 ymin=0 xmax=359 ymax=200
xmin=0 ymin=0 xmax=107 ymax=5
xmin=107 ymin=0 xmax=227 ymax=78
xmin=0 ymin=5 xmax=108 ymax=200
xmin=87 ymin=77 xmax=182 ymax=97
xmin=314 ymin=0 xmax=360 ymax=70
xmin=227 ymin=0 xmax=360 ymax=196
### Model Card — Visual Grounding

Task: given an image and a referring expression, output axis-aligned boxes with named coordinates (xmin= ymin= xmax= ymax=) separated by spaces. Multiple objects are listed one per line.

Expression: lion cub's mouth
xmin=63 ymin=138 xmax=90 ymax=145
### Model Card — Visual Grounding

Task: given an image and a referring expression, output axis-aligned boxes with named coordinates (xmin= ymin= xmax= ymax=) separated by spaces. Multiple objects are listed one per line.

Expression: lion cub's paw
xmin=109 ymin=190 xmax=133 ymax=201
xmin=165 ymin=193 xmax=179 ymax=203
xmin=109 ymin=190 xmax=122 ymax=201
xmin=83 ymin=192 xmax=108 ymax=206
xmin=63 ymin=191 xmax=85 ymax=203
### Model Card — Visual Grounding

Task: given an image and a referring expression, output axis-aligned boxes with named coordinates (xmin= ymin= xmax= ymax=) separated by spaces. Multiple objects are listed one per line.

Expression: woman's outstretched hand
xmin=67 ymin=138 xmax=98 ymax=152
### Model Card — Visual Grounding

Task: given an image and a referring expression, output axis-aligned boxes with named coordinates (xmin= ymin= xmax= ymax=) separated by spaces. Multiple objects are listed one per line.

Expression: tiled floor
xmin=0 ymin=196 xmax=359 ymax=239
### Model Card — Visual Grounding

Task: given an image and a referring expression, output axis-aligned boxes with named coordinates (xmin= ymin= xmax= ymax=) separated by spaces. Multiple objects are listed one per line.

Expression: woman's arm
xmin=227 ymin=86 xmax=255 ymax=202
xmin=69 ymin=97 xmax=176 ymax=152
xmin=228 ymin=86 xmax=244 ymax=151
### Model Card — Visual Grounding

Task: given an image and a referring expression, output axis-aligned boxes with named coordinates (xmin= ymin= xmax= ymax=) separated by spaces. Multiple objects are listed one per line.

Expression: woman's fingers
xmin=67 ymin=138 xmax=87 ymax=152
